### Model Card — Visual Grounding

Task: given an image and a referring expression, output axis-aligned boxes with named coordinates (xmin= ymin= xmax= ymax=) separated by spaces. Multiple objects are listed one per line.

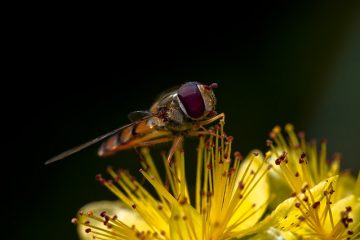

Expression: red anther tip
xmin=298 ymin=131 xmax=305 ymax=138
xmin=71 ymin=218 xmax=78 ymax=224
xmin=275 ymin=158 xmax=281 ymax=165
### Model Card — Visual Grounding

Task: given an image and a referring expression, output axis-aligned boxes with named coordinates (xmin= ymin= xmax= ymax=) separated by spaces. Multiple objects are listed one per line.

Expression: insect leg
xmin=167 ymin=135 xmax=184 ymax=166
xmin=196 ymin=113 xmax=225 ymax=126
xmin=134 ymin=137 xmax=174 ymax=147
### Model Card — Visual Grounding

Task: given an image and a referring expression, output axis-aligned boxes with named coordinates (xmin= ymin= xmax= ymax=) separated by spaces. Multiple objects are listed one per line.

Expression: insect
xmin=45 ymin=81 xmax=224 ymax=165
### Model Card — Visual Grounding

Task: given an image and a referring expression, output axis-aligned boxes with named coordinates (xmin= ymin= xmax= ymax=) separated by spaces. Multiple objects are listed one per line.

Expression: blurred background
xmin=12 ymin=1 xmax=359 ymax=239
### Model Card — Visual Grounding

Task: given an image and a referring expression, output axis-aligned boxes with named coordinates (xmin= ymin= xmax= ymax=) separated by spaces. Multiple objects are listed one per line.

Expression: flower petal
xmin=333 ymin=172 xmax=356 ymax=202
xmin=324 ymin=194 xmax=360 ymax=231
xmin=77 ymin=200 xmax=150 ymax=240
xmin=248 ymin=175 xmax=338 ymax=237
xmin=228 ymin=151 xmax=270 ymax=234
xmin=169 ymin=204 xmax=203 ymax=240
xmin=245 ymin=227 xmax=299 ymax=240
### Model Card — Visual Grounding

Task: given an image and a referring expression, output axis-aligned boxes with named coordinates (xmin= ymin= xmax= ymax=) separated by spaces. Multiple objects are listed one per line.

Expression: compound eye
xmin=178 ymin=82 xmax=205 ymax=119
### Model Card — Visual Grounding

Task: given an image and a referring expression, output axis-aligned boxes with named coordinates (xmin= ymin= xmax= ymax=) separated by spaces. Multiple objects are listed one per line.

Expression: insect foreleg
xmin=167 ymin=135 xmax=184 ymax=166
xmin=196 ymin=113 xmax=225 ymax=126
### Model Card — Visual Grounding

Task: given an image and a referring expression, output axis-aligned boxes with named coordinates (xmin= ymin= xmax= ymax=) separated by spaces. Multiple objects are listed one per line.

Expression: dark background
xmin=11 ymin=2 xmax=360 ymax=239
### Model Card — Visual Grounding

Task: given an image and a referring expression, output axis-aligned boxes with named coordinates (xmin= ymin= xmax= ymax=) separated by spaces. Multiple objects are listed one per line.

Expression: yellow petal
xmin=251 ymin=175 xmax=338 ymax=237
xmin=268 ymin=168 xmax=292 ymax=210
xmin=279 ymin=176 xmax=338 ymax=233
xmin=77 ymin=200 xmax=151 ymax=240
xmin=228 ymin=151 xmax=270 ymax=234
xmin=324 ymin=194 xmax=360 ymax=231
xmin=245 ymin=227 xmax=300 ymax=240
xmin=169 ymin=204 xmax=203 ymax=240
xmin=333 ymin=172 xmax=356 ymax=202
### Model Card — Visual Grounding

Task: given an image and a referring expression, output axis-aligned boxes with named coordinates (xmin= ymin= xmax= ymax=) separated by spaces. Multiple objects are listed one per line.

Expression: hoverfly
xmin=45 ymin=82 xmax=224 ymax=165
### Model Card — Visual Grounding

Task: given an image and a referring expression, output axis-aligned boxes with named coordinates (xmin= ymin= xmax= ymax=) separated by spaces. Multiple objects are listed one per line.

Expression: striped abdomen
xmin=97 ymin=118 xmax=170 ymax=157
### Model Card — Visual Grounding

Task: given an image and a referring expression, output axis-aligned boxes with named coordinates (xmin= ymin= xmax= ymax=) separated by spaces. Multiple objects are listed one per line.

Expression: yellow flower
xmin=72 ymin=121 xmax=272 ymax=240
xmin=267 ymin=124 xmax=342 ymax=192
xmin=259 ymin=174 xmax=360 ymax=240
xmin=258 ymin=124 xmax=360 ymax=239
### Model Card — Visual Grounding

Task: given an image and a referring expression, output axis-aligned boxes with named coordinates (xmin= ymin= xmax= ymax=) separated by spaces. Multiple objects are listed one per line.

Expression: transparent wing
xmin=44 ymin=115 xmax=153 ymax=165
xmin=128 ymin=110 xmax=152 ymax=122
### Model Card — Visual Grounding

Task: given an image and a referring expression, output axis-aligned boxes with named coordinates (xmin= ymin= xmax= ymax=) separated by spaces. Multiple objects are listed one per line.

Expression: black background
xmin=9 ymin=2 xmax=360 ymax=239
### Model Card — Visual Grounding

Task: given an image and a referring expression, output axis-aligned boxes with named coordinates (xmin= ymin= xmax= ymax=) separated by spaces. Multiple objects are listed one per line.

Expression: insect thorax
xmin=152 ymin=93 xmax=194 ymax=132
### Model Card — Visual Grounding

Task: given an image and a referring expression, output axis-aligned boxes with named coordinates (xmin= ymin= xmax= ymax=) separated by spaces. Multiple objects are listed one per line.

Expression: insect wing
xmin=44 ymin=115 xmax=153 ymax=165
xmin=128 ymin=110 xmax=152 ymax=122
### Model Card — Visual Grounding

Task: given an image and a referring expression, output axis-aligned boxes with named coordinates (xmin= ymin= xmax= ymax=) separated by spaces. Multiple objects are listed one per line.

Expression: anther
xmin=298 ymin=131 xmax=305 ymax=138
xmin=312 ymin=201 xmax=320 ymax=209
xmin=301 ymin=184 xmax=309 ymax=193
xmin=234 ymin=151 xmax=243 ymax=161
xmin=298 ymin=216 xmax=305 ymax=222
xmin=71 ymin=218 xmax=78 ymax=224
xmin=179 ymin=197 xmax=187 ymax=205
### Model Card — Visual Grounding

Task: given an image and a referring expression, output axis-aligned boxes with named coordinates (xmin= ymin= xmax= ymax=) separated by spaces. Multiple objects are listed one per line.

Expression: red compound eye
xmin=178 ymin=82 xmax=205 ymax=119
